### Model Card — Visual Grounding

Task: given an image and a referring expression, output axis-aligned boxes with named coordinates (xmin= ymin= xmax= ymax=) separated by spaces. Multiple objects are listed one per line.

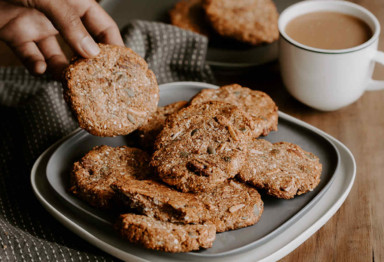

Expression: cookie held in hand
xmin=63 ymin=44 xmax=159 ymax=137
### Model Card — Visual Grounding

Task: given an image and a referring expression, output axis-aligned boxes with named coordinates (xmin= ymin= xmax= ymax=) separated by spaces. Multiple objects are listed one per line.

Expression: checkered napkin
xmin=0 ymin=20 xmax=215 ymax=261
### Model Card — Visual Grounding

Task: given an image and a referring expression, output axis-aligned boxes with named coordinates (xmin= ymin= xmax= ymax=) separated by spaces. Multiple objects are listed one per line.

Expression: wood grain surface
xmin=0 ymin=0 xmax=383 ymax=261
xmin=215 ymin=1 xmax=384 ymax=261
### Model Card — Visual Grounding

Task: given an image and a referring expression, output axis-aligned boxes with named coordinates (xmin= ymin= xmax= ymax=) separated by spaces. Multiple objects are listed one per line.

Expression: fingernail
xmin=81 ymin=36 xmax=100 ymax=57
xmin=34 ymin=60 xmax=47 ymax=75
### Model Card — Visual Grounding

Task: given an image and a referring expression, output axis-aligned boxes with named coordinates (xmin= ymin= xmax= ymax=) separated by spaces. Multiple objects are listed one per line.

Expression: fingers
xmin=82 ymin=3 xmax=124 ymax=46
xmin=33 ymin=0 xmax=100 ymax=58
xmin=0 ymin=6 xmax=62 ymax=76
xmin=0 ymin=7 xmax=58 ymax=45
xmin=37 ymin=35 xmax=68 ymax=79
xmin=7 ymin=36 xmax=68 ymax=78
xmin=10 ymin=41 xmax=47 ymax=75
xmin=1 ymin=0 xmax=123 ymax=77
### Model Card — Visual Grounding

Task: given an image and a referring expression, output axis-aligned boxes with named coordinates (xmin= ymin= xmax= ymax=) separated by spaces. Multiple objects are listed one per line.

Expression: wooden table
xmin=0 ymin=0 xmax=383 ymax=261
xmin=215 ymin=1 xmax=384 ymax=261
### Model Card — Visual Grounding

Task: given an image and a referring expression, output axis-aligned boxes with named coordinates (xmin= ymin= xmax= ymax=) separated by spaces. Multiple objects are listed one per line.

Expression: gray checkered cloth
xmin=0 ymin=20 xmax=215 ymax=261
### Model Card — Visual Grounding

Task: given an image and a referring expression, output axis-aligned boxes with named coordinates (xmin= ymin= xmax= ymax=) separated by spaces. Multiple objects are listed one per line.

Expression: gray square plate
xmin=31 ymin=82 xmax=355 ymax=261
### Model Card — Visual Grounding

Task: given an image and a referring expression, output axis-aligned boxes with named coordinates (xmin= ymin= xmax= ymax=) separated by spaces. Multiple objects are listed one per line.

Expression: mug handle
xmin=367 ymin=50 xmax=384 ymax=91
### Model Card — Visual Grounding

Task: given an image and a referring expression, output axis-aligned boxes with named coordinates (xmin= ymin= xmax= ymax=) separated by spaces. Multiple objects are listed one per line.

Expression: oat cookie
xmin=170 ymin=0 xmax=210 ymax=36
xmin=112 ymin=179 xmax=263 ymax=232
xmin=238 ymin=139 xmax=322 ymax=199
xmin=116 ymin=214 xmax=216 ymax=252
xmin=111 ymin=178 xmax=209 ymax=224
xmin=69 ymin=145 xmax=152 ymax=209
xmin=190 ymin=84 xmax=278 ymax=136
xmin=152 ymin=101 xmax=255 ymax=192
xmin=134 ymin=101 xmax=188 ymax=151
xmin=63 ymin=43 xmax=159 ymax=137
xmin=203 ymin=0 xmax=279 ymax=45
xmin=197 ymin=180 xmax=263 ymax=232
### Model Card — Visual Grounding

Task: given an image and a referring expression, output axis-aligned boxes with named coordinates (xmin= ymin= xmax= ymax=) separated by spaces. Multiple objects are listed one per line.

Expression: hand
xmin=0 ymin=0 xmax=124 ymax=78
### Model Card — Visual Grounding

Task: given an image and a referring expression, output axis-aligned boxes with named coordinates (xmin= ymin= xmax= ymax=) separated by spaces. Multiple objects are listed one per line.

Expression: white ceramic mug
xmin=279 ymin=0 xmax=384 ymax=111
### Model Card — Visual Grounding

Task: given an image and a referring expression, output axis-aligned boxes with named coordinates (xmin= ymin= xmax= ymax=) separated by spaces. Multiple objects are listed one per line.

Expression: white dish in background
xmin=100 ymin=0 xmax=300 ymax=68
xmin=31 ymin=82 xmax=355 ymax=261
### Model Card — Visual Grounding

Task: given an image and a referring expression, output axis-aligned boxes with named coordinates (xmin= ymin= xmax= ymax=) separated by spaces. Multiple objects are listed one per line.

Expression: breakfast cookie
xmin=111 ymin=179 xmax=263 ymax=232
xmin=134 ymin=101 xmax=188 ymax=151
xmin=152 ymin=101 xmax=255 ymax=193
xmin=203 ymin=0 xmax=279 ymax=45
xmin=238 ymin=139 xmax=322 ymax=199
xmin=63 ymin=43 xmax=159 ymax=137
xmin=116 ymin=214 xmax=216 ymax=252
xmin=69 ymin=145 xmax=152 ymax=209
xmin=111 ymin=178 xmax=209 ymax=224
xmin=197 ymin=180 xmax=263 ymax=232
xmin=169 ymin=0 xmax=210 ymax=36
xmin=190 ymin=84 xmax=278 ymax=136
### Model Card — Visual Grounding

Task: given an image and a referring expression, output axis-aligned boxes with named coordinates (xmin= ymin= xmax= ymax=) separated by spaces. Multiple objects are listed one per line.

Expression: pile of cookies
xmin=63 ymin=44 xmax=322 ymax=253
xmin=169 ymin=0 xmax=280 ymax=45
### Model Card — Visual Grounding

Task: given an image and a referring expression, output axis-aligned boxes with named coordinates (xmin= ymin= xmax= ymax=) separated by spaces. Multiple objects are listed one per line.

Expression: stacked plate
xmin=31 ymin=82 xmax=355 ymax=262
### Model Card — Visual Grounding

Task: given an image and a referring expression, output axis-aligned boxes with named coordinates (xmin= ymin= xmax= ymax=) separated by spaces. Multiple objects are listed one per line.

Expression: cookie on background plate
xmin=69 ymin=145 xmax=152 ymax=209
xmin=169 ymin=0 xmax=211 ymax=36
xmin=152 ymin=101 xmax=255 ymax=193
xmin=63 ymin=43 xmax=159 ymax=137
xmin=238 ymin=139 xmax=322 ymax=199
xmin=116 ymin=214 xmax=216 ymax=252
xmin=190 ymin=84 xmax=278 ymax=136
xmin=203 ymin=0 xmax=279 ymax=45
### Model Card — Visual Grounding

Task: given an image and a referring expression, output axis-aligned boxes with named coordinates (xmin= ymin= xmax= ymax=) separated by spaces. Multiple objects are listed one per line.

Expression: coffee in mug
xmin=285 ymin=11 xmax=372 ymax=50
xmin=278 ymin=1 xmax=384 ymax=111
